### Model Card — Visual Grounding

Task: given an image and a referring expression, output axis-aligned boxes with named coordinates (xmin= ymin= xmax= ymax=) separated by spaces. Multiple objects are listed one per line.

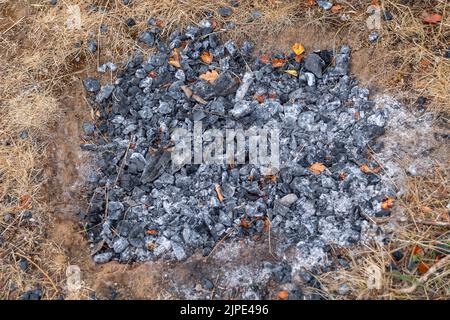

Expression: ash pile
xmin=82 ymin=19 xmax=394 ymax=267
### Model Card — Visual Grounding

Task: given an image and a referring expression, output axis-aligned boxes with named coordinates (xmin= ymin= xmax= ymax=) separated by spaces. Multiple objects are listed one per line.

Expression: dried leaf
xmin=201 ymin=51 xmax=213 ymax=64
xmin=412 ymin=245 xmax=423 ymax=256
xmin=192 ymin=94 xmax=208 ymax=105
xmin=284 ymin=70 xmax=299 ymax=77
xmin=263 ymin=218 xmax=270 ymax=232
xmin=417 ymin=262 xmax=429 ymax=274
xmin=372 ymin=166 xmax=381 ymax=174
xmin=294 ymin=54 xmax=303 ymax=62
xmin=240 ymin=218 xmax=250 ymax=229
xmin=291 ymin=43 xmax=305 ymax=56
xmin=265 ymin=175 xmax=278 ymax=183
xmin=199 ymin=70 xmax=219 ymax=83
xmin=309 ymin=162 xmax=326 ymax=175
xmin=331 ymin=4 xmax=343 ymax=13
xmin=381 ymin=197 xmax=395 ymax=210
xmin=19 ymin=195 xmax=31 ymax=209
xmin=254 ymin=94 xmax=265 ymax=104
xmin=271 ymin=58 xmax=287 ymax=68
xmin=149 ymin=71 xmax=158 ymax=78
xmin=215 ymin=183 xmax=224 ymax=202
xmin=360 ymin=164 xmax=372 ymax=174
xmin=421 ymin=206 xmax=433 ymax=214
xmin=422 ymin=12 xmax=442 ymax=24
xmin=180 ymin=85 xmax=193 ymax=98
xmin=277 ymin=290 xmax=289 ymax=300
xmin=260 ymin=55 xmax=270 ymax=64
xmin=147 ymin=229 xmax=158 ymax=235
xmin=168 ymin=48 xmax=181 ymax=68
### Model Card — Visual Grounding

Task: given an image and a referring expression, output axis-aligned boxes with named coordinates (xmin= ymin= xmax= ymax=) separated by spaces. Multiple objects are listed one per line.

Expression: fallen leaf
xmin=277 ymin=290 xmax=289 ymax=300
xmin=240 ymin=218 xmax=250 ymax=229
xmin=263 ymin=218 xmax=270 ymax=232
xmin=421 ymin=206 xmax=433 ymax=214
xmin=422 ymin=12 xmax=442 ymax=24
xmin=291 ymin=43 xmax=305 ymax=56
xmin=147 ymin=229 xmax=158 ymax=235
xmin=294 ymin=54 xmax=303 ymax=62
xmin=149 ymin=71 xmax=158 ymax=78
xmin=215 ymin=183 xmax=224 ymax=202
xmin=419 ymin=59 xmax=432 ymax=67
xmin=260 ymin=55 xmax=270 ymax=64
xmin=412 ymin=245 xmax=423 ymax=256
xmin=168 ymin=48 xmax=181 ymax=68
xmin=331 ymin=4 xmax=343 ymax=13
xmin=254 ymin=94 xmax=265 ymax=104
xmin=19 ymin=195 xmax=31 ymax=209
xmin=372 ymin=166 xmax=381 ymax=174
xmin=271 ymin=58 xmax=287 ymax=68
xmin=381 ymin=197 xmax=395 ymax=210
xmin=284 ymin=70 xmax=299 ymax=77
xmin=360 ymin=164 xmax=372 ymax=174
xmin=199 ymin=70 xmax=219 ymax=83
xmin=309 ymin=162 xmax=326 ymax=175
xmin=417 ymin=262 xmax=429 ymax=274
xmin=201 ymin=51 xmax=213 ymax=64
xmin=354 ymin=111 xmax=361 ymax=120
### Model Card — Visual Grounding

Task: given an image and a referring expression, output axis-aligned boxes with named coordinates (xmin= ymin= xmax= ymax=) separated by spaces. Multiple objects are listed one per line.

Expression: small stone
xmin=49 ymin=0 xmax=57 ymax=5
xmin=392 ymin=250 xmax=404 ymax=261
xmin=304 ymin=53 xmax=325 ymax=78
xmin=3 ymin=213 xmax=13 ymax=223
xmin=96 ymin=84 xmax=115 ymax=103
xmin=158 ymin=101 xmax=173 ymax=114
xmin=368 ymin=31 xmax=379 ymax=43
xmin=139 ymin=31 xmax=155 ymax=47
xmin=279 ymin=194 xmax=298 ymax=207
xmin=338 ymin=284 xmax=350 ymax=295
xmin=304 ymin=72 xmax=316 ymax=86
xmin=87 ymin=39 xmax=97 ymax=53
xmin=100 ymin=24 xmax=108 ymax=33
xmin=383 ymin=10 xmax=394 ymax=21
xmin=93 ymin=252 xmax=113 ymax=264
xmin=316 ymin=1 xmax=333 ymax=10
xmin=122 ymin=0 xmax=132 ymax=5
xmin=218 ymin=7 xmax=233 ymax=17
xmin=112 ymin=237 xmax=129 ymax=253
xmin=230 ymin=101 xmax=254 ymax=119
xmin=83 ymin=78 xmax=101 ymax=92
xmin=20 ymin=289 xmax=42 ymax=300
xmin=171 ymin=242 xmax=186 ymax=261
xmin=19 ymin=259 xmax=29 ymax=271
xmin=82 ymin=123 xmax=95 ymax=135
xmin=126 ymin=17 xmax=136 ymax=27
xmin=251 ymin=11 xmax=262 ymax=19
xmin=202 ymin=278 xmax=214 ymax=290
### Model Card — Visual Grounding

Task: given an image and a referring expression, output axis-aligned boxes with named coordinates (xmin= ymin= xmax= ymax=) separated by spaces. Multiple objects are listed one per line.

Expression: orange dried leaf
xmin=417 ymin=262 xmax=429 ymax=274
xmin=360 ymin=164 xmax=372 ymax=174
xmin=19 ymin=195 xmax=31 ymax=209
xmin=309 ymin=162 xmax=326 ymax=175
xmin=339 ymin=172 xmax=348 ymax=181
xmin=215 ymin=184 xmax=224 ymax=202
xmin=271 ymin=58 xmax=287 ymax=68
xmin=372 ymin=166 xmax=381 ymax=174
xmin=422 ymin=12 xmax=442 ymax=24
xmin=412 ymin=245 xmax=423 ymax=256
xmin=199 ymin=70 xmax=219 ymax=83
xmin=254 ymin=94 xmax=265 ymax=104
xmin=200 ymin=51 xmax=213 ymax=64
xmin=381 ymin=197 xmax=395 ymax=210
xmin=263 ymin=218 xmax=270 ymax=232
xmin=149 ymin=71 xmax=158 ymax=78
xmin=294 ymin=54 xmax=303 ymax=62
xmin=291 ymin=43 xmax=305 ymax=56
xmin=331 ymin=4 xmax=343 ymax=13
xmin=421 ymin=206 xmax=433 ymax=214
xmin=240 ymin=218 xmax=250 ymax=229
xmin=277 ymin=290 xmax=289 ymax=300
xmin=147 ymin=229 xmax=158 ymax=235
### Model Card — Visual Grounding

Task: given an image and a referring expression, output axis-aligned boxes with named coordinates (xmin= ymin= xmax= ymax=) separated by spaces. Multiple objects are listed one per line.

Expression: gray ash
xmin=82 ymin=19 xmax=394 ymax=267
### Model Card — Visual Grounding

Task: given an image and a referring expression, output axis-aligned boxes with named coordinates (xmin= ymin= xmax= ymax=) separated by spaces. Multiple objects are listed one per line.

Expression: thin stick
xmin=114 ymin=135 xmax=134 ymax=187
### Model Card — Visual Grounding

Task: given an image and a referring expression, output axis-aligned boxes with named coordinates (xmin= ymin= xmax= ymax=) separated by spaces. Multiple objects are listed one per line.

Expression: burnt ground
xmin=39 ymin=21 xmax=447 ymax=300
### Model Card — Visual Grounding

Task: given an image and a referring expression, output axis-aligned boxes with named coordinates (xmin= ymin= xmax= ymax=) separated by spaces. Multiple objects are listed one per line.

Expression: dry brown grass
xmin=0 ymin=0 xmax=448 ymax=299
